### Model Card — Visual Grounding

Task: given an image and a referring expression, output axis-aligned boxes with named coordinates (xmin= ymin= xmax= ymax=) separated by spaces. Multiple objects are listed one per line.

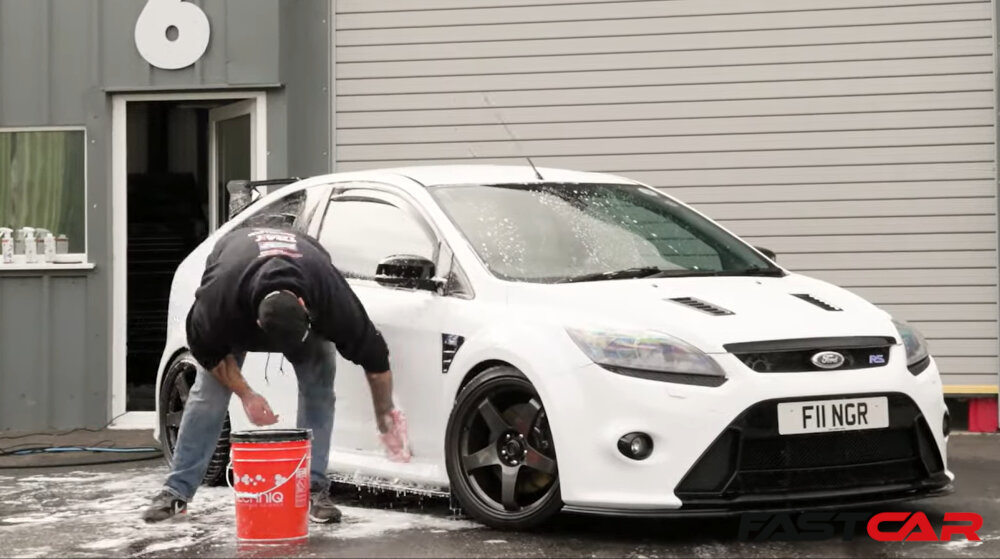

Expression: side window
xmin=318 ymin=198 xmax=436 ymax=280
xmin=242 ymin=190 xmax=307 ymax=231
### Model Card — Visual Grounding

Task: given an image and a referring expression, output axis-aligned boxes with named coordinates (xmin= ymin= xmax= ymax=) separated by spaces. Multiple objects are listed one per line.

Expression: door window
xmin=242 ymin=190 xmax=307 ymax=231
xmin=318 ymin=198 xmax=436 ymax=280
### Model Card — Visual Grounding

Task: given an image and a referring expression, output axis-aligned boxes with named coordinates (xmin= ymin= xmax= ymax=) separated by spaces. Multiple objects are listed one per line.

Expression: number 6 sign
xmin=134 ymin=0 xmax=210 ymax=70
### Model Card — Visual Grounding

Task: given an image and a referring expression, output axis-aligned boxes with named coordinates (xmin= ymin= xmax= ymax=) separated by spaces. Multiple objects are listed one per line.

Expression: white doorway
xmin=110 ymin=91 xmax=267 ymax=429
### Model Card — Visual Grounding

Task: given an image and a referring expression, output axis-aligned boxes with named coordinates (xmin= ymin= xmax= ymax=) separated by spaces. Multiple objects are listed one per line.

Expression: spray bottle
xmin=21 ymin=227 xmax=37 ymax=263
xmin=35 ymin=229 xmax=55 ymax=262
xmin=0 ymin=228 xmax=13 ymax=264
xmin=56 ymin=234 xmax=68 ymax=255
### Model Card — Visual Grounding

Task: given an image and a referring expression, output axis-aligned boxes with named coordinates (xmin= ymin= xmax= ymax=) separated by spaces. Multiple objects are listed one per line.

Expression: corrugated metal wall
xmin=333 ymin=0 xmax=998 ymax=390
xmin=0 ymin=0 xmax=332 ymax=430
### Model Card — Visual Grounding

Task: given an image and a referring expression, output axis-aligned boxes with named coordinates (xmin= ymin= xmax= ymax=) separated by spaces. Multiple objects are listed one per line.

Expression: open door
xmin=209 ymin=99 xmax=258 ymax=231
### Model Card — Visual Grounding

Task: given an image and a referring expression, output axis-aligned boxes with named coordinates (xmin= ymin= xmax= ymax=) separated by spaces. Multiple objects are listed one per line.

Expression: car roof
xmin=308 ymin=164 xmax=642 ymax=188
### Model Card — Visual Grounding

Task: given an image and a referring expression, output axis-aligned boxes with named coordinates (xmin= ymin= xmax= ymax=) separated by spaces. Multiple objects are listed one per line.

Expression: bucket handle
xmin=226 ymin=453 xmax=309 ymax=499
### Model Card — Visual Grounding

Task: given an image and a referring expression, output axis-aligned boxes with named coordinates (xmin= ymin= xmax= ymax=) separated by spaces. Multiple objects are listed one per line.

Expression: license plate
xmin=777 ymin=397 xmax=889 ymax=435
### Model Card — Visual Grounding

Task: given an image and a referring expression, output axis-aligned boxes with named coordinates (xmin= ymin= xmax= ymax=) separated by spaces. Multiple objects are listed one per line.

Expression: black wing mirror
xmin=754 ymin=246 xmax=777 ymax=262
xmin=375 ymin=255 xmax=442 ymax=290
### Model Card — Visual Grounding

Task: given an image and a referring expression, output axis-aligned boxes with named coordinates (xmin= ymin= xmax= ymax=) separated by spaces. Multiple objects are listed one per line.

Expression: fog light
xmin=943 ymin=410 xmax=951 ymax=437
xmin=618 ymin=432 xmax=653 ymax=460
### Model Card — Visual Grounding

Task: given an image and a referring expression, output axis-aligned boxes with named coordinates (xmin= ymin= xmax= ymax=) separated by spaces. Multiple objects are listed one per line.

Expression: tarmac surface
xmin=0 ymin=430 xmax=997 ymax=558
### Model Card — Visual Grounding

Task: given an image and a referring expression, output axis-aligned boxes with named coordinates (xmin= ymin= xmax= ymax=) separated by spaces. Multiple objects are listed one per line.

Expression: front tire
xmin=445 ymin=366 xmax=563 ymax=530
xmin=159 ymin=351 xmax=231 ymax=487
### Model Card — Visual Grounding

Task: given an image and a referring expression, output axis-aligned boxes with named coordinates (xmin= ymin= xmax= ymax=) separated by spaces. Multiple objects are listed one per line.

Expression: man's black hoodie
xmin=185 ymin=227 xmax=390 ymax=373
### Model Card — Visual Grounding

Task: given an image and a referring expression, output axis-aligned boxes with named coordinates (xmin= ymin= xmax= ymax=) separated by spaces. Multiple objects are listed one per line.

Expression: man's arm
xmin=208 ymin=354 xmax=251 ymax=397
xmin=365 ymin=370 xmax=395 ymax=433
xmin=208 ymin=354 xmax=278 ymax=426
xmin=312 ymin=257 xmax=403 ymax=441
xmin=367 ymin=369 xmax=411 ymax=462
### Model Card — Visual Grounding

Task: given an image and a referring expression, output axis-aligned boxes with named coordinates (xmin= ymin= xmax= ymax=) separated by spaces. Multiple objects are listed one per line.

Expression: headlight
xmin=893 ymin=319 xmax=931 ymax=374
xmin=565 ymin=327 xmax=726 ymax=386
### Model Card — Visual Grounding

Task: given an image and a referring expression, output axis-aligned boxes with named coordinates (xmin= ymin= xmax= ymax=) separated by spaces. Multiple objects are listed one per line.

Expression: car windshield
xmin=429 ymin=182 xmax=783 ymax=283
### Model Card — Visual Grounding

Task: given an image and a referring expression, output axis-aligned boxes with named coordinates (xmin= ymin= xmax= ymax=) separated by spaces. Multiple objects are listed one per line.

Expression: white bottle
xmin=0 ymin=228 xmax=13 ymax=264
xmin=36 ymin=229 xmax=55 ymax=262
xmin=56 ymin=234 xmax=68 ymax=254
xmin=21 ymin=227 xmax=37 ymax=263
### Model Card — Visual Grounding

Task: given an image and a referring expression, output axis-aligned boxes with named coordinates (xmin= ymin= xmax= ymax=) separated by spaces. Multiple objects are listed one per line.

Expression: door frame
xmin=109 ymin=90 xmax=267 ymax=429
xmin=208 ymin=98 xmax=263 ymax=231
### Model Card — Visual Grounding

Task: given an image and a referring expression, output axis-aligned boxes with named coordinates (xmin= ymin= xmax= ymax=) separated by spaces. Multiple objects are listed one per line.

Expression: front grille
xmin=738 ymin=429 xmax=913 ymax=470
xmin=737 ymin=461 xmax=924 ymax=495
xmin=676 ymin=393 xmax=946 ymax=503
xmin=724 ymin=336 xmax=895 ymax=373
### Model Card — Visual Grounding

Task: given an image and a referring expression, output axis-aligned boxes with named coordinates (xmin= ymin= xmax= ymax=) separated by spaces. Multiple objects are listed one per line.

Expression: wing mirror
xmin=755 ymin=246 xmax=777 ymax=262
xmin=375 ymin=255 xmax=442 ymax=291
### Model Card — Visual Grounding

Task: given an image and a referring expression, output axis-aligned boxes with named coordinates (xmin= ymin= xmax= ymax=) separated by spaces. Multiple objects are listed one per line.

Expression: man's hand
xmin=365 ymin=370 xmax=410 ymax=462
xmin=208 ymin=355 xmax=277 ymax=426
xmin=375 ymin=411 xmax=394 ymax=434
xmin=378 ymin=409 xmax=411 ymax=463
xmin=241 ymin=391 xmax=279 ymax=426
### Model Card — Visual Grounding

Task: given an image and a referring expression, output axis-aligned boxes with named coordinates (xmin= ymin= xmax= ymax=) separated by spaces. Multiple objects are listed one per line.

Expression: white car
xmin=153 ymin=165 xmax=953 ymax=529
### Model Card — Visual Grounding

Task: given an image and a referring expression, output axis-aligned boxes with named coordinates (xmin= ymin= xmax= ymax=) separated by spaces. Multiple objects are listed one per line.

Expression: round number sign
xmin=134 ymin=0 xmax=210 ymax=70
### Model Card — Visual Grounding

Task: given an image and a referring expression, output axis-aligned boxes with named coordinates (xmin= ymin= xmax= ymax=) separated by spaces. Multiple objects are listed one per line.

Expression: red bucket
xmin=229 ymin=429 xmax=312 ymax=542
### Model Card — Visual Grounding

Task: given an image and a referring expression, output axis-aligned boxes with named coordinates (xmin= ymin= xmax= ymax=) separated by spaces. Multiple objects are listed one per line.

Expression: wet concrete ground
xmin=0 ymin=434 xmax=997 ymax=558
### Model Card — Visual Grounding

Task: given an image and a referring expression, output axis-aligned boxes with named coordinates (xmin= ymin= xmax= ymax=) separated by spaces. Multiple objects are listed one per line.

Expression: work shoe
xmin=309 ymin=488 xmax=342 ymax=524
xmin=142 ymin=490 xmax=188 ymax=523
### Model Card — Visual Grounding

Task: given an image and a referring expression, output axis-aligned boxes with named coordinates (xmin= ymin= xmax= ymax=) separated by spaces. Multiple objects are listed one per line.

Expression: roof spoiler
xmin=226 ymin=178 xmax=301 ymax=220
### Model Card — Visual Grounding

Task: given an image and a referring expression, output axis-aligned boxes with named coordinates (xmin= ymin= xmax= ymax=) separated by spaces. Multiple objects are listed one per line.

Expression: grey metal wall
xmin=0 ymin=0 xmax=331 ymax=430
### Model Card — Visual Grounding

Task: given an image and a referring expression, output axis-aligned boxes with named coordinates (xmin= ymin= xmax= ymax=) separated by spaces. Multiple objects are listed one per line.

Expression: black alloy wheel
xmin=445 ymin=366 xmax=562 ymax=530
xmin=159 ymin=352 xmax=231 ymax=487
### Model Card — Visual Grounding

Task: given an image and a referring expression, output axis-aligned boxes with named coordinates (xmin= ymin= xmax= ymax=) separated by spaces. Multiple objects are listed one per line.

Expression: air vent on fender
xmin=792 ymin=293 xmax=842 ymax=312
xmin=441 ymin=333 xmax=465 ymax=374
xmin=668 ymin=297 xmax=734 ymax=316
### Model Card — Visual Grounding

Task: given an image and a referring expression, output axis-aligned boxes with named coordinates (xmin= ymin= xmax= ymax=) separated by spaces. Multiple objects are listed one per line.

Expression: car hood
xmin=504 ymin=273 xmax=900 ymax=354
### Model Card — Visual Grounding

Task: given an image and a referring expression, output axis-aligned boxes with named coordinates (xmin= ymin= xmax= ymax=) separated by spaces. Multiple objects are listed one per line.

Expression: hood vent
xmin=668 ymin=297 xmax=734 ymax=316
xmin=792 ymin=293 xmax=842 ymax=312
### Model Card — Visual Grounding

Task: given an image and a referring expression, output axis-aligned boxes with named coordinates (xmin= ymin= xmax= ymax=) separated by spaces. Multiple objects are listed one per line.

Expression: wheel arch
xmin=153 ymin=345 xmax=193 ymax=442
xmin=455 ymin=359 xmax=516 ymax=400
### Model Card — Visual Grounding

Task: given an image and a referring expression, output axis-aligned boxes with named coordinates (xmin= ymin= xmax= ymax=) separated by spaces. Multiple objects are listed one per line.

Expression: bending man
xmin=143 ymin=226 xmax=402 ymax=524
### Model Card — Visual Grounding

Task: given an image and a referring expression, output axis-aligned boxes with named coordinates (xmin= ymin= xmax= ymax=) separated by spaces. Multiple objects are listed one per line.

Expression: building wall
xmin=0 ymin=0 xmax=332 ymax=430
xmin=332 ymin=0 xmax=999 ymax=392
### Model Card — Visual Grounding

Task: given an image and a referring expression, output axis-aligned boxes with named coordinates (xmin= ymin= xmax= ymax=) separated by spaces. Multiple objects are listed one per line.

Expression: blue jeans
xmin=164 ymin=338 xmax=337 ymax=502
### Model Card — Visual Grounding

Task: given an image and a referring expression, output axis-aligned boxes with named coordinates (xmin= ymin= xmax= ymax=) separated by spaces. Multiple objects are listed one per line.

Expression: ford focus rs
xmin=154 ymin=165 xmax=953 ymax=529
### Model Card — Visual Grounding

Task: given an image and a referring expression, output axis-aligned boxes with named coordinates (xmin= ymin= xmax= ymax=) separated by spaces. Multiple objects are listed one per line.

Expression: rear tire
xmin=159 ymin=351 xmax=231 ymax=487
xmin=445 ymin=366 xmax=563 ymax=530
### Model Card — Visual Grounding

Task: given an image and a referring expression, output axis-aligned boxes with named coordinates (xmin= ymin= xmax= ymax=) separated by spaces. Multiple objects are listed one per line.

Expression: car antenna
xmin=526 ymin=157 xmax=544 ymax=180
xmin=484 ymin=93 xmax=545 ymax=180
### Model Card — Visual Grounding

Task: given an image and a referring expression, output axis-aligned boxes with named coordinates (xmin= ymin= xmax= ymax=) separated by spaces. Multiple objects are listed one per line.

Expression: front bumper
xmin=541 ymin=344 xmax=952 ymax=513
xmin=563 ymin=483 xmax=954 ymax=518
xmin=672 ymin=391 xmax=951 ymax=510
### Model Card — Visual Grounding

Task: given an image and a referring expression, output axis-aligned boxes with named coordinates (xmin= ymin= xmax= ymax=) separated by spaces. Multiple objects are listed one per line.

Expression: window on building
xmin=0 ymin=129 xmax=86 ymax=254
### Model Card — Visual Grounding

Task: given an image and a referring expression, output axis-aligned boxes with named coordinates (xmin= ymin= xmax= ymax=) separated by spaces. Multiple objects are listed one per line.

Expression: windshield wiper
xmin=559 ymin=265 xmax=785 ymax=283
xmin=559 ymin=267 xmax=665 ymax=283
xmin=648 ymin=266 xmax=786 ymax=278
